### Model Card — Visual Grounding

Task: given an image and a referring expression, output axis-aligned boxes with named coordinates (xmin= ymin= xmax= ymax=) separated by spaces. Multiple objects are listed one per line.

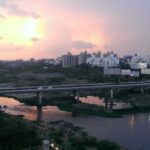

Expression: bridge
xmin=0 ymin=81 xmax=150 ymax=110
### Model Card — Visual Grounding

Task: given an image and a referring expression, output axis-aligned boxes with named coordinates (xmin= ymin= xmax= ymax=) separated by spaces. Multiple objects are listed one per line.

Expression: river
xmin=0 ymin=96 xmax=150 ymax=150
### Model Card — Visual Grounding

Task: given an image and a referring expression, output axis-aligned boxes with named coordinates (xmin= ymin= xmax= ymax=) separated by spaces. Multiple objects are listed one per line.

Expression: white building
xmin=44 ymin=59 xmax=61 ymax=65
xmin=130 ymin=62 xmax=147 ymax=69
xmin=78 ymin=51 xmax=89 ymax=65
xmin=86 ymin=52 xmax=120 ymax=68
xmin=129 ymin=53 xmax=150 ymax=69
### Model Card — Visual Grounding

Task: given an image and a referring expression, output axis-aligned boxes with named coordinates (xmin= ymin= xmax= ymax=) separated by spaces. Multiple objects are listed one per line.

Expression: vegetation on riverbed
xmin=0 ymin=62 xmax=146 ymax=86
xmin=47 ymin=120 xmax=121 ymax=150
xmin=0 ymin=111 xmax=41 ymax=150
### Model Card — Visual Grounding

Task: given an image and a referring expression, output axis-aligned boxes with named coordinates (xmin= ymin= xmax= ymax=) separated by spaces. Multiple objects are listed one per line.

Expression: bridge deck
xmin=0 ymin=82 xmax=149 ymax=94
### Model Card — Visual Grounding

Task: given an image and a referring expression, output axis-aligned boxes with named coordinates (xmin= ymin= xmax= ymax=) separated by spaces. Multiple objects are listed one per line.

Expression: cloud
xmin=30 ymin=38 xmax=40 ymax=42
xmin=0 ymin=14 xmax=5 ymax=18
xmin=71 ymin=40 xmax=96 ymax=49
xmin=103 ymin=44 xmax=112 ymax=50
xmin=0 ymin=44 xmax=24 ymax=51
xmin=0 ymin=0 xmax=41 ymax=19
xmin=0 ymin=36 xmax=3 ymax=40
xmin=30 ymin=12 xmax=41 ymax=19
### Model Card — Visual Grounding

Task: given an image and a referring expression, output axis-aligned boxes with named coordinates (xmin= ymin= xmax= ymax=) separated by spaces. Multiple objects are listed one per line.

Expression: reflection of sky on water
xmin=0 ymin=97 xmax=21 ymax=106
xmin=80 ymin=96 xmax=105 ymax=106
xmin=0 ymin=97 xmax=71 ymax=121
xmin=80 ymin=96 xmax=132 ymax=109
xmin=0 ymin=96 xmax=132 ymax=121
xmin=129 ymin=115 xmax=135 ymax=128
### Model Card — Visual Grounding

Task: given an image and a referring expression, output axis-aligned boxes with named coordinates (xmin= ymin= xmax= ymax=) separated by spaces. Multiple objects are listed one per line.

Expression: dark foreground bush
xmin=0 ymin=112 xmax=41 ymax=150
xmin=97 ymin=140 xmax=120 ymax=150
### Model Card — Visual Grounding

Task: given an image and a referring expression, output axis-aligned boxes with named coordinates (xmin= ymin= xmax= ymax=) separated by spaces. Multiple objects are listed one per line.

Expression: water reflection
xmin=129 ymin=115 xmax=135 ymax=128
xmin=80 ymin=96 xmax=132 ymax=110
xmin=0 ymin=97 xmax=21 ymax=106
xmin=0 ymin=96 xmax=132 ymax=121
xmin=0 ymin=97 xmax=71 ymax=121
xmin=148 ymin=115 xmax=150 ymax=122
xmin=80 ymin=96 xmax=105 ymax=106
xmin=37 ymin=106 xmax=43 ymax=122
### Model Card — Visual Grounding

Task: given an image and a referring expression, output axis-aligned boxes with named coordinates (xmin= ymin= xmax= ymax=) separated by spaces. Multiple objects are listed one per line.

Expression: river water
xmin=0 ymin=96 xmax=150 ymax=150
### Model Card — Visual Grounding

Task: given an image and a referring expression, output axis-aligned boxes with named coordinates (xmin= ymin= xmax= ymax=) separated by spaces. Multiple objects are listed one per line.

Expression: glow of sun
xmin=0 ymin=17 xmax=43 ymax=46
xmin=22 ymin=19 xmax=41 ymax=40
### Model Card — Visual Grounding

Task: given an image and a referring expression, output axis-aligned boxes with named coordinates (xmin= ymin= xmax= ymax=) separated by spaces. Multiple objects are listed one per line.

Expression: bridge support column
xmin=109 ymin=100 xmax=114 ymax=110
xmin=37 ymin=92 xmax=43 ymax=106
xmin=37 ymin=105 xmax=43 ymax=122
xmin=72 ymin=90 xmax=76 ymax=98
xmin=110 ymin=88 xmax=114 ymax=99
xmin=76 ymin=90 xmax=80 ymax=102
xmin=104 ymin=98 xmax=108 ymax=111
xmin=109 ymin=89 xmax=114 ymax=111
xmin=72 ymin=90 xmax=80 ymax=102
xmin=140 ymin=80 xmax=144 ymax=94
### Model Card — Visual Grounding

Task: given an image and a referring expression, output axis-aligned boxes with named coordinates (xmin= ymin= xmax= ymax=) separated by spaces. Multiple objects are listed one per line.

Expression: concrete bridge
xmin=0 ymin=81 xmax=150 ymax=110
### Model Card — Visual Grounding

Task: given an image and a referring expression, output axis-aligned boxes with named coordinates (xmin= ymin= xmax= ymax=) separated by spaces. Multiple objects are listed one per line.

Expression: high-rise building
xmin=61 ymin=52 xmax=72 ymax=67
xmin=72 ymin=55 xmax=79 ymax=66
xmin=61 ymin=52 xmax=78 ymax=67
xmin=78 ymin=51 xmax=88 ymax=65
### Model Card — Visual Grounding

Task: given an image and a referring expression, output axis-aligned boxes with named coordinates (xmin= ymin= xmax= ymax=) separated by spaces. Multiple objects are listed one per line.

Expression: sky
xmin=0 ymin=0 xmax=150 ymax=60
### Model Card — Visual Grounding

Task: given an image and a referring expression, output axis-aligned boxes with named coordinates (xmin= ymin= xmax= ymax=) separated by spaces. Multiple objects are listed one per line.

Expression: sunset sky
xmin=0 ymin=0 xmax=150 ymax=60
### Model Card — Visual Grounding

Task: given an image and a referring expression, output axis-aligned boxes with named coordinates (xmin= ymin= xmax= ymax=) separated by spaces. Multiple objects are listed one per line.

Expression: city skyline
xmin=0 ymin=0 xmax=150 ymax=60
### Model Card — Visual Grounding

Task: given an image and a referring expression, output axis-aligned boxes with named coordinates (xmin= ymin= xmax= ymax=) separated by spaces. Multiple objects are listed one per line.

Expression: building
xmin=78 ymin=51 xmax=89 ymax=65
xmin=61 ymin=51 xmax=120 ymax=68
xmin=130 ymin=62 xmax=147 ymax=69
xmin=61 ymin=52 xmax=72 ymax=67
xmin=61 ymin=52 xmax=78 ymax=67
xmin=129 ymin=53 xmax=150 ymax=69
xmin=86 ymin=52 xmax=120 ymax=68
xmin=72 ymin=55 xmax=79 ymax=66
xmin=44 ymin=59 xmax=61 ymax=65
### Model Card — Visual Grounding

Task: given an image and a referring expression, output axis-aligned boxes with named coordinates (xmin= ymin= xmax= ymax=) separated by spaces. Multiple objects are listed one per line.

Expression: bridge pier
xmin=109 ymin=88 xmax=114 ymax=111
xmin=140 ymin=80 xmax=144 ymax=94
xmin=76 ymin=90 xmax=80 ymax=102
xmin=109 ymin=100 xmax=114 ymax=110
xmin=104 ymin=89 xmax=114 ymax=111
xmin=72 ymin=90 xmax=76 ymax=98
xmin=104 ymin=98 xmax=108 ymax=110
xmin=72 ymin=90 xmax=80 ymax=102
xmin=37 ymin=92 xmax=43 ymax=106
xmin=110 ymin=88 xmax=114 ymax=99
xmin=37 ymin=105 xmax=43 ymax=122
